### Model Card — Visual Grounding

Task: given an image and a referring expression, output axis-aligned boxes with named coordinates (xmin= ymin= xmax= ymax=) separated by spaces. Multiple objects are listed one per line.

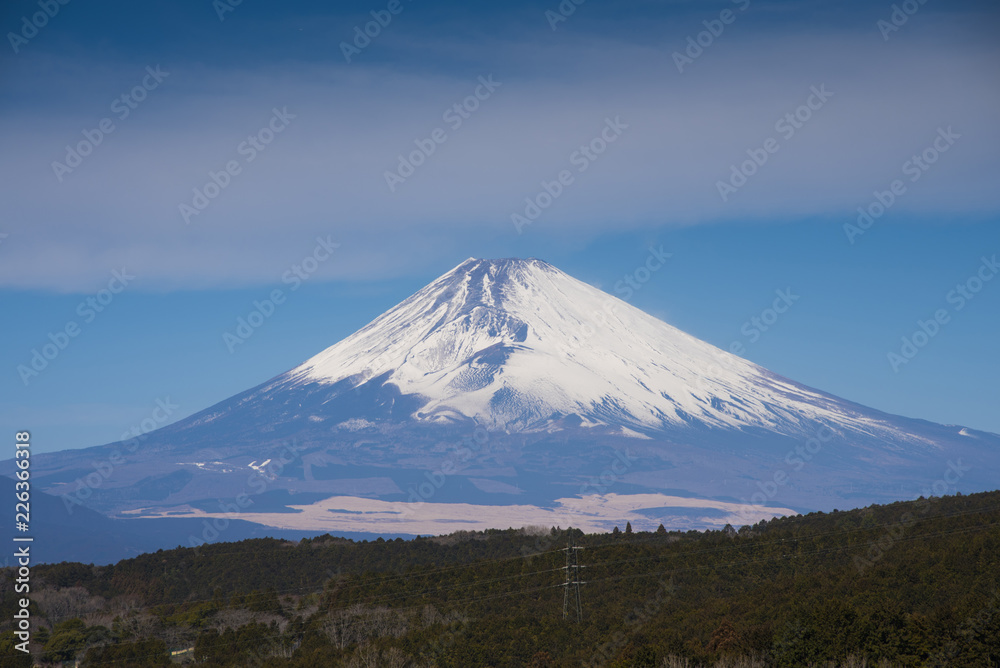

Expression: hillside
xmin=2 ymin=490 xmax=998 ymax=666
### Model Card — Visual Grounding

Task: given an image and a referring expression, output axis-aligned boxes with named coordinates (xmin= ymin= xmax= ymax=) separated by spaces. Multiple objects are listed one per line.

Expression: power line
xmin=32 ymin=501 xmax=1000 ymax=627
xmin=25 ymin=503 xmax=1000 ymax=665
xmin=53 ymin=518 xmax=1000 ymax=666
xmin=30 ymin=501 xmax=1000 ymax=629
xmin=561 ymin=538 xmax=584 ymax=622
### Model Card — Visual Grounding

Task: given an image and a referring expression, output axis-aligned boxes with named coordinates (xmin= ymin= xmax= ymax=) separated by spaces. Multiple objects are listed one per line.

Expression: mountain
xmin=0 ymin=475 xmax=368 ymax=565
xmin=284 ymin=257 xmax=951 ymax=441
xmin=8 ymin=258 xmax=999 ymax=547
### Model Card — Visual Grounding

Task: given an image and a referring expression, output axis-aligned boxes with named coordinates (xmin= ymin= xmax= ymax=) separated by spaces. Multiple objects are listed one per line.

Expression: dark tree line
xmin=1 ymin=490 xmax=998 ymax=666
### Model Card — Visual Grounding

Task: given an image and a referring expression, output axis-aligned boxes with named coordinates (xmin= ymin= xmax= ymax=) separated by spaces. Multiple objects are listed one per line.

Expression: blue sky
xmin=1 ymin=0 xmax=998 ymax=453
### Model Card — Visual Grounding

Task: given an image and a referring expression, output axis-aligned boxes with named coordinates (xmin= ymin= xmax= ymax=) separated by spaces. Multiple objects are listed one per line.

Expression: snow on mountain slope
xmin=12 ymin=256 xmax=998 ymax=533
xmin=283 ymin=258 xmax=933 ymax=446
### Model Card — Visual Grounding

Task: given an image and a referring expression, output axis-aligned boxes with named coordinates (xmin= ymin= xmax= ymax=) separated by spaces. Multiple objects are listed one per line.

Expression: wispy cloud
xmin=2 ymin=10 xmax=997 ymax=291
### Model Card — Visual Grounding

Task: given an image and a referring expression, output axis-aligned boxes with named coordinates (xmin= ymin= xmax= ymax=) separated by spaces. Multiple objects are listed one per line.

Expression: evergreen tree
xmin=13 ymin=490 xmax=999 ymax=668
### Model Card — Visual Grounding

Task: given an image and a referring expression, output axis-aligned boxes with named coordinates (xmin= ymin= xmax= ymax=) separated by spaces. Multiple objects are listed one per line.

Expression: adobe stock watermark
xmin=61 ymin=397 xmax=181 ymax=514
xmin=179 ymin=106 xmax=295 ymax=225
xmin=716 ymin=84 xmax=833 ymax=202
xmin=7 ymin=0 xmax=71 ymax=54
xmin=213 ymin=0 xmax=244 ymax=22
xmin=736 ymin=424 xmax=835 ymax=517
xmin=223 ymin=235 xmax=340 ymax=352
xmin=853 ymin=459 xmax=970 ymax=574
xmin=189 ymin=438 xmax=308 ymax=551
xmin=691 ymin=288 xmax=801 ymax=393
xmin=511 ymin=116 xmax=629 ymax=234
xmin=877 ymin=0 xmax=930 ymax=41
xmin=384 ymin=75 xmax=502 ymax=192
xmin=693 ymin=288 xmax=801 ymax=405
xmin=672 ymin=0 xmax=751 ymax=73
xmin=927 ymin=588 xmax=1000 ymax=665
xmin=340 ymin=0 xmax=414 ymax=63
xmin=51 ymin=66 xmax=170 ymax=182
xmin=578 ymin=449 xmax=638 ymax=498
xmin=17 ymin=268 xmax=135 ymax=386
xmin=586 ymin=578 xmax=676 ymax=667
xmin=887 ymin=254 xmax=997 ymax=372
xmin=613 ymin=246 xmax=673 ymax=300
xmin=844 ymin=126 xmax=960 ymax=244
xmin=400 ymin=425 xmax=489 ymax=515
xmin=421 ymin=613 xmax=470 ymax=666
xmin=545 ymin=0 xmax=587 ymax=31
xmin=728 ymin=288 xmax=800 ymax=357
xmin=558 ymin=245 xmax=671 ymax=362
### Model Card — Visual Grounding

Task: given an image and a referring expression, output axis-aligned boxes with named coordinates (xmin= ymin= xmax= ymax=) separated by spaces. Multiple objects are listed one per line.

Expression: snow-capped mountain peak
xmin=21 ymin=257 xmax=997 ymax=537
xmin=283 ymin=258 xmax=903 ymax=441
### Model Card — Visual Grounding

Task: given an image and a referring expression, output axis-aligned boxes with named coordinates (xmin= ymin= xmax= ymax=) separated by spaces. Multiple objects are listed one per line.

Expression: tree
xmin=528 ymin=650 xmax=553 ymax=667
xmin=0 ymin=632 xmax=32 ymax=667
xmin=84 ymin=638 xmax=170 ymax=667
xmin=633 ymin=646 xmax=659 ymax=667
xmin=656 ymin=524 xmax=666 ymax=534
xmin=43 ymin=618 xmax=87 ymax=663
xmin=625 ymin=522 xmax=633 ymax=535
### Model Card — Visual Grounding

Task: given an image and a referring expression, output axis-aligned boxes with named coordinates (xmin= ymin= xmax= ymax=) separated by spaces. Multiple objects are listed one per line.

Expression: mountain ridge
xmin=6 ymin=257 xmax=998 ymax=539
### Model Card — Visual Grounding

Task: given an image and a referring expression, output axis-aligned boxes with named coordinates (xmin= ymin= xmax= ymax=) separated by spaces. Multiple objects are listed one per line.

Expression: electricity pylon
xmin=562 ymin=539 xmax=584 ymax=622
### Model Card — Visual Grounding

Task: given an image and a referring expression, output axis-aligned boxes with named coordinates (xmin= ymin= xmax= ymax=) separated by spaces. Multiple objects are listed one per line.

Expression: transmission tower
xmin=561 ymin=539 xmax=584 ymax=622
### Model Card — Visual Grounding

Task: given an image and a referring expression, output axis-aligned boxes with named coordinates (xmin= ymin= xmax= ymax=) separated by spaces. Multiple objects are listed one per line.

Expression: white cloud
xmin=2 ymin=22 xmax=997 ymax=291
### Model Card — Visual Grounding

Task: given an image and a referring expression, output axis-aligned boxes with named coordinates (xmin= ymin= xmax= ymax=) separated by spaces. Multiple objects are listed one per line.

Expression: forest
xmin=1 ymin=490 xmax=998 ymax=667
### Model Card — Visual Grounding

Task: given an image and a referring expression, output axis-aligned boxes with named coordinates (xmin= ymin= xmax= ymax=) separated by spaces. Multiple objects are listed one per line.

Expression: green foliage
xmin=0 ymin=491 xmax=997 ymax=666
xmin=42 ymin=618 xmax=88 ymax=663
xmin=82 ymin=638 xmax=170 ymax=667
xmin=0 ymin=631 xmax=32 ymax=667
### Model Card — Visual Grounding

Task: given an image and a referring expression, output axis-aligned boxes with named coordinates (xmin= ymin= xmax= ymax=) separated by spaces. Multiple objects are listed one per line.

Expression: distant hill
xmin=0 ymin=476 xmax=405 ymax=565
